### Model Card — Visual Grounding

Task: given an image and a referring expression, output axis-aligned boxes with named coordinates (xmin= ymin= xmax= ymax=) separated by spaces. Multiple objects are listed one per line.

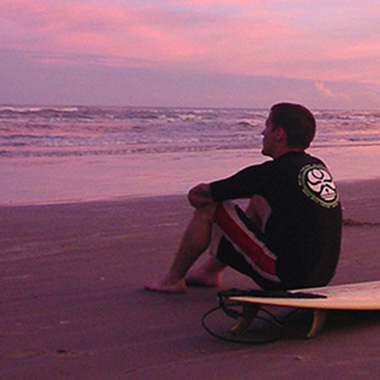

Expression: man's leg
xmin=144 ymin=203 xmax=222 ymax=293
xmin=144 ymin=196 xmax=272 ymax=293
xmin=186 ymin=195 xmax=272 ymax=287
xmin=184 ymin=256 xmax=226 ymax=287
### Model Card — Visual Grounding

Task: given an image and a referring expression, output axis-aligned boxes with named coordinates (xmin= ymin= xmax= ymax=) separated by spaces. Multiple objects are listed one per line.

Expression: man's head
xmin=268 ymin=103 xmax=316 ymax=150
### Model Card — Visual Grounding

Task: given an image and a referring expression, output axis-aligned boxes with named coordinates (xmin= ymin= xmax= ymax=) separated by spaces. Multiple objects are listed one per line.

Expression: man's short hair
xmin=270 ymin=103 xmax=316 ymax=149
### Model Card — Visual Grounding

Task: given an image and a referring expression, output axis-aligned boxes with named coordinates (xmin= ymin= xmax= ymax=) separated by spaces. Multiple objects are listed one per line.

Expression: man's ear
xmin=274 ymin=126 xmax=286 ymax=141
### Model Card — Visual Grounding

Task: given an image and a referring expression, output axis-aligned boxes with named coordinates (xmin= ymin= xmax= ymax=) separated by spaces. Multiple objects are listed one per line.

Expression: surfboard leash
xmin=201 ymin=288 xmax=324 ymax=344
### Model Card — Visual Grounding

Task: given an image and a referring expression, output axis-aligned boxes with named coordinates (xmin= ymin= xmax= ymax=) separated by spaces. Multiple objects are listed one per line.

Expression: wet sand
xmin=2 ymin=179 xmax=380 ymax=379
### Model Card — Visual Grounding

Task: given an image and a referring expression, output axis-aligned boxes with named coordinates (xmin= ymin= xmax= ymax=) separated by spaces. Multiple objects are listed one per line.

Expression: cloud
xmin=24 ymin=50 xmax=155 ymax=68
xmin=0 ymin=1 xmax=214 ymax=62
xmin=0 ymin=0 xmax=379 ymax=108
xmin=315 ymin=82 xmax=336 ymax=98
xmin=0 ymin=0 xmax=294 ymax=72
xmin=0 ymin=0 xmax=379 ymax=82
xmin=314 ymin=82 xmax=349 ymax=100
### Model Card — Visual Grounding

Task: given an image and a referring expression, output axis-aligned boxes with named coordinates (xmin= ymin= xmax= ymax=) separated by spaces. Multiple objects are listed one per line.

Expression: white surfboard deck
xmin=227 ymin=281 xmax=380 ymax=338
xmin=229 ymin=280 xmax=380 ymax=310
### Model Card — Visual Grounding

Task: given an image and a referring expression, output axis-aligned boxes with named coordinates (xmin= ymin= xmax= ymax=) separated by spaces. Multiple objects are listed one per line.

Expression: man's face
xmin=261 ymin=116 xmax=277 ymax=157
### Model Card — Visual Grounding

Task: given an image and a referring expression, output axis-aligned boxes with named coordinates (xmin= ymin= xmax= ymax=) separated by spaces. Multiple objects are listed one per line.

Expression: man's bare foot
xmin=144 ymin=275 xmax=187 ymax=294
xmin=185 ymin=268 xmax=222 ymax=288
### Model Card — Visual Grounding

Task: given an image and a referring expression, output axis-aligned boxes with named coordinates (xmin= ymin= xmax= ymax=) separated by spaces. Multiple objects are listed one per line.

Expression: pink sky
xmin=0 ymin=0 xmax=380 ymax=109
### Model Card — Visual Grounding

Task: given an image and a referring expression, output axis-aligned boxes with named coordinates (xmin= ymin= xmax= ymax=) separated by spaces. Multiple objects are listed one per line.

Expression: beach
xmin=2 ymin=179 xmax=380 ymax=379
xmin=2 ymin=105 xmax=380 ymax=378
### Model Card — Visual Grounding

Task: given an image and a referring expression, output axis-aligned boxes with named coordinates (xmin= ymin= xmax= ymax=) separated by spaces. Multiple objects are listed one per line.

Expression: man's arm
xmin=187 ymin=183 xmax=214 ymax=209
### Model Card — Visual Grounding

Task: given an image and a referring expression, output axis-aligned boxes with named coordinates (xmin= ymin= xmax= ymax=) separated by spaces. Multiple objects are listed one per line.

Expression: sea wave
xmin=2 ymin=140 xmax=380 ymax=159
xmin=0 ymin=106 xmax=80 ymax=113
xmin=1 ymin=106 xmax=380 ymax=159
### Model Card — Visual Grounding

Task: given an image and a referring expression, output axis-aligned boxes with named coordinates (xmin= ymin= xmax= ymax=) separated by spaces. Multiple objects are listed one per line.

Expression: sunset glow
xmin=1 ymin=0 xmax=379 ymax=108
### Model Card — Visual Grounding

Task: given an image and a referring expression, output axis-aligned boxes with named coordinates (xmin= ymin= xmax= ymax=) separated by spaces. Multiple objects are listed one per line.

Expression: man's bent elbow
xmin=187 ymin=183 xmax=213 ymax=208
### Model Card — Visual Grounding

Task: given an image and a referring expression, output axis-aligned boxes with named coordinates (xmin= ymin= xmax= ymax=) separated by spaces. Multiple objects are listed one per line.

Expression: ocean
xmin=1 ymin=105 xmax=380 ymax=205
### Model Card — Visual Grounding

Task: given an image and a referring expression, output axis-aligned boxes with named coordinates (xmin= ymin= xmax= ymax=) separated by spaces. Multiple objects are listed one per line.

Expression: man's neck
xmin=272 ymin=147 xmax=304 ymax=159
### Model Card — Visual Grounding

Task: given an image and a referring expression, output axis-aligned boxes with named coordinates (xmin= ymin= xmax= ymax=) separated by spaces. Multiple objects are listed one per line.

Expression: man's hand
xmin=187 ymin=183 xmax=213 ymax=208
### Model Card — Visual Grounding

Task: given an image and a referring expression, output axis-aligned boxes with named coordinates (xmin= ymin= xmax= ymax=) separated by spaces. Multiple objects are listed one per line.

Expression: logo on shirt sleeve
xmin=299 ymin=165 xmax=339 ymax=208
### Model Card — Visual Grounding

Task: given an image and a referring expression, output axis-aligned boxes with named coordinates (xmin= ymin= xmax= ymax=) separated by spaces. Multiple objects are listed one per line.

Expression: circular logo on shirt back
xmin=299 ymin=165 xmax=339 ymax=208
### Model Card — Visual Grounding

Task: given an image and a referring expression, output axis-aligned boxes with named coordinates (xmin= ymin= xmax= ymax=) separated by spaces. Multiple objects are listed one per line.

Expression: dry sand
xmin=2 ymin=179 xmax=380 ymax=379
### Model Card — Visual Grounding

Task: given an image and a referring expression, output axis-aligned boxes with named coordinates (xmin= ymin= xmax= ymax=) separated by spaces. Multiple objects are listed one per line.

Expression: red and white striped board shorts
xmin=210 ymin=201 xmax=282 ymax=289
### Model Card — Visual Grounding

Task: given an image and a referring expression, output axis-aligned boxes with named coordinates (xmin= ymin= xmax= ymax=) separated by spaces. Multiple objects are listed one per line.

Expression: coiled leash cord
xmin=201 ymin=288 xmax=324 ymax=344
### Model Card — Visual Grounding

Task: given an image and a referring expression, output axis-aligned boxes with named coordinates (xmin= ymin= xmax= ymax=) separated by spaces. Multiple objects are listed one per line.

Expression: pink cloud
xmin=0 ymin=0 xmax=379 ymax=87
xmin=0 ymin=1 xmax=208 ymax=60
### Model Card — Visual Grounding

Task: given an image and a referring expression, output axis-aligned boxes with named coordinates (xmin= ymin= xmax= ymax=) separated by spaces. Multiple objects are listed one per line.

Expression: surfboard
xmin=225 ymin=280 xmax=380 ymax=338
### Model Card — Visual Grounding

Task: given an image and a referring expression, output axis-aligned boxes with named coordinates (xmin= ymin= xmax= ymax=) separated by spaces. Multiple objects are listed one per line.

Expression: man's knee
xmin=193 ymin=203 xmax=217 ymax=223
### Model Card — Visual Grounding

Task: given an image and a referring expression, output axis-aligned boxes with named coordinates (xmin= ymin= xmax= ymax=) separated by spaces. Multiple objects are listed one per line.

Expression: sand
xmin=2 ymin=179 xmax=380 ymax=379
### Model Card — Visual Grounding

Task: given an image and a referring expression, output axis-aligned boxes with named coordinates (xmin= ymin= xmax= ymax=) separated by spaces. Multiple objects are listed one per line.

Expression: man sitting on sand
xmin=145 ymin=103 xmax=342 ymax=293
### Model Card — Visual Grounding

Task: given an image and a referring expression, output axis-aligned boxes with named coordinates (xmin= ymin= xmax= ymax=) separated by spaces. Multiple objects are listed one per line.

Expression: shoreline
xmin=3 ymin=143 xmax=380 ymax=206
xmin=1 ymin=176 xmax=380 ymax=209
